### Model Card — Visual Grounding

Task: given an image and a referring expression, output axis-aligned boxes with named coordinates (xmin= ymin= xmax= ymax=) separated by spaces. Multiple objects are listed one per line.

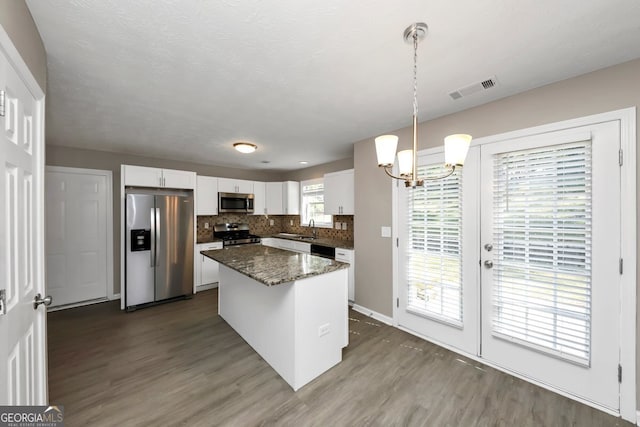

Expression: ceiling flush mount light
xmin=375 ymin=23 xmax=472 ymax=188
xmin=299 ymin=161 xmax=309 ymax=165
xmin=233 ymin=142 xmax=257 ymax=154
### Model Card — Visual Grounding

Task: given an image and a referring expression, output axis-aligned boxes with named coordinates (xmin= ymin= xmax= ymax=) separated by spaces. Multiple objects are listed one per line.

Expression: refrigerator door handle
xmin=155 ymin=207 xmax=161 ymax=267
xmin=150 ymin=208 xmax=156 ymax=267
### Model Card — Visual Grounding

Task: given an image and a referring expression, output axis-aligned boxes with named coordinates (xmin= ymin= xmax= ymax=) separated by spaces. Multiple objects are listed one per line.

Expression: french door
xmin=397 ymin=148 xmax=479 ymax=355
xmin=480 ymin=122 xmax=620 ymax=409
xmin=397 ymin=120 xmax=622 ymax=410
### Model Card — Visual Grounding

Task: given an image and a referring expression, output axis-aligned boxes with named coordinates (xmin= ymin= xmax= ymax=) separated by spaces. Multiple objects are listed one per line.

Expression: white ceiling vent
xmin=449 ymin=76 xmax=498 ymax=100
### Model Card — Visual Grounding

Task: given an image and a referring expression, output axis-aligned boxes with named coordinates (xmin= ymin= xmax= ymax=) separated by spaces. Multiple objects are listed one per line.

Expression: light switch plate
xmin=269 ymin=219 xmax=274 ymax=226
xmin=335 ymin=222 xmax=341 ymax=229
xmin=341 ymin=222 xmax=347 ymax=230
xmin=204 ymin=222 xmax=209 ymax=229
xmin=381 ymin=226 xmax=391 ymax=238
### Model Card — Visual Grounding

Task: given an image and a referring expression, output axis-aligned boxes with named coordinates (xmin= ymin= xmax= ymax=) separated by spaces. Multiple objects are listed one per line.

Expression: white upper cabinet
xmin=265 ymin=181 xmax=300 ymax=215
xmin=218 ymin=178 xmax=253 ymax=194
xmin=283 ymin=181 xmax=300 ymax=215
xmin=162 ymin=168 xmax=196 ymax=189
xmin=265 ymin=182 xmax=284 ymax=214
xmin=252 ymin=181 xmax=267 ymax=215
xmin=123 ymin=165 xmax=195 ymax=189
xmin=324 ymin=169 xmax=354 ymax=215
xmin=196 ymin=176 xmax=218 ymax=215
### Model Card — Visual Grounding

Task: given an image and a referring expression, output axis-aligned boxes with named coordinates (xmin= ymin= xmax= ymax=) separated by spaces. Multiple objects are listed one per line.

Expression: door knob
xmin=33 ymin=293 xmax=52 ymax=309
xmin=484 ymin=260 xmax=494 ymax=269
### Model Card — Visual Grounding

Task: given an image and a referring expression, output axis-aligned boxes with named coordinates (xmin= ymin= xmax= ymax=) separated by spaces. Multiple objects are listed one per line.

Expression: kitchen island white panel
xmin=218 ymin=264 xmax=348 ymax=391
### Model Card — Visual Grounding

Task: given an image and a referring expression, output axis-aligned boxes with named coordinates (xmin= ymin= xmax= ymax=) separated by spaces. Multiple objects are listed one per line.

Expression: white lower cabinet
xmin=335 ymin=248 xmax=354 ymax=303
xmin=262 ymin=238 xmax=310 ymax=254
xmin=196 ymin=242 xmax=223 ymax=290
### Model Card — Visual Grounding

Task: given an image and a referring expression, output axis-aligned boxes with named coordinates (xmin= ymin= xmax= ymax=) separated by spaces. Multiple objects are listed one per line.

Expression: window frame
xmin=300 ymin=178 xmax=333 ymax=228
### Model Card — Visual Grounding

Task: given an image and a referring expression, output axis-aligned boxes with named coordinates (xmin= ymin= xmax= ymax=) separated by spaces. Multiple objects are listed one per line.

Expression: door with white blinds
xmin=480 ymin=122 xmax=620 ymax=410
xmin=397 ymin=148 xmax=479 ymax=354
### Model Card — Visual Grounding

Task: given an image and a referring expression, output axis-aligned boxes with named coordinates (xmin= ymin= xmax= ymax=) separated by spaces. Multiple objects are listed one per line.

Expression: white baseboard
xmin=196 ymin=283 xmax=219 ymax=292
xmin=636 ymin=410 xmax=640 ymax=426
xmin=110 ymin=293 xmax=121 ymax=301
xmin=352 ymin=304 xmax=393 ymax=325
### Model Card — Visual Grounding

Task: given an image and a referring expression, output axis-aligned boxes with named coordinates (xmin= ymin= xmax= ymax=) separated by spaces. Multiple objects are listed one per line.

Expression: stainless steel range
xmin=213 ymin=223 xmax=261 ymax=246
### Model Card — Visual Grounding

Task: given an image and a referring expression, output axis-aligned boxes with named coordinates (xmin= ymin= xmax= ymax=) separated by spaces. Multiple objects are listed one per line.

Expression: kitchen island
xmin=201 ymin=245 xmax=349 ymax=391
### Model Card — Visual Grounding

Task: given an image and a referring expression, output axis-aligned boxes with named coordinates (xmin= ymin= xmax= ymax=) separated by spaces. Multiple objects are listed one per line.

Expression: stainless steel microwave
xmin=218 ymin=192 xmax=254 ymax=213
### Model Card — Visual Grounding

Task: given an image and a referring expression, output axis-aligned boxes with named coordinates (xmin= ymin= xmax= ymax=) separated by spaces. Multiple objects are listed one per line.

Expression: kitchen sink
xmin=277 ymin=233 xmax=315 ymax=240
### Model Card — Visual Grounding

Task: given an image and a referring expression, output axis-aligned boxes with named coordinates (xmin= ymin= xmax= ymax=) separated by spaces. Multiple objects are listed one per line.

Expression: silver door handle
xmin=33 ymin=293 xmax=52 ymax=309
xmin=150 ymin=208 xmax=156 ymax=267
xmin=484 ymin=243 xmax=493 ymax=252
xmin=155 ymin=207 xmax=161 ymax=266
xmin=484 ymin=260 xmax=493 ymax=269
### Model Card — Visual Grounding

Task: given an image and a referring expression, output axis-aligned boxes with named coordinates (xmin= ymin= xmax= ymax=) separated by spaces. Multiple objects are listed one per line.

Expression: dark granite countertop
xmin=201 ymin=245 xmax=349 ymax=286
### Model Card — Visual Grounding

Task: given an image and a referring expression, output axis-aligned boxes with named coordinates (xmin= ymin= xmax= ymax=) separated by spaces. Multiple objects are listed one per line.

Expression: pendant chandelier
xmin=375 ymin=23 xmax=472 ymax=188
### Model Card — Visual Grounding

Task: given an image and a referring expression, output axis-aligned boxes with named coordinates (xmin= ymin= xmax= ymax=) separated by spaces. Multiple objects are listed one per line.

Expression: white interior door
xmin=480 ymin=122 xmax=621 ymax=410
xmin=46 ymin=167 xmax=112 ymax=307
xmin=0 ymin=39 xmax=47 ymax=404
xmin=397 ymin=148 xmax=479 ymax=355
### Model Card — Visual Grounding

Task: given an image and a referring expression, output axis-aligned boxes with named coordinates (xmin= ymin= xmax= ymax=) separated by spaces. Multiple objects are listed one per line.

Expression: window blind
xmin=406 ymin=164 xmax=463 ymax=325
xmin=492 ymin=140 xmax=592 ymax=364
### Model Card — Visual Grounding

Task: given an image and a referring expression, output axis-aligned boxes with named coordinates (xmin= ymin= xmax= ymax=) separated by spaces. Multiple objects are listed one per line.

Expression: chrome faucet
xmin=309 ymin=219 xmax=317 ymax=239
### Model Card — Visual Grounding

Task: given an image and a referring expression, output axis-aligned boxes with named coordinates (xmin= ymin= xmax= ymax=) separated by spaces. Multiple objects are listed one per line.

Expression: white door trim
xmin=392 ymin=107 xmax=636 ymax=421
xmin=45 ymin=166 xmax=115 ymax=301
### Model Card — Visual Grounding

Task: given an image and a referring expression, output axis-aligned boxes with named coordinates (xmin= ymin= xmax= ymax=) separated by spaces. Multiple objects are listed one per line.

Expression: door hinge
xmin=619 ymin=258 xmax=623 ymax=275
xmin=397 ymin=297 xmax=399 ymax=308
xmin=396 ymin=237 xmax=399 ymax=248
xmin=618 ymin=364 xmax=622 ymax=383
xmin=619 ymin=149 xmax=623 ymax=166
xmin=0 ymin=90 xmax=5 ymax=117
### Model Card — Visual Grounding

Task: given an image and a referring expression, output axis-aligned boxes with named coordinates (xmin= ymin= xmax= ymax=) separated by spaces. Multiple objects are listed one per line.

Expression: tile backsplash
xmin=196 ymin=214 xmax=354 ymax=243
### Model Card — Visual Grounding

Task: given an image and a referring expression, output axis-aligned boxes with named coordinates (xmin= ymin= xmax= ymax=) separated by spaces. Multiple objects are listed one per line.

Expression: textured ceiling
xmin=26 ymin=0 xmax=640 ymax=171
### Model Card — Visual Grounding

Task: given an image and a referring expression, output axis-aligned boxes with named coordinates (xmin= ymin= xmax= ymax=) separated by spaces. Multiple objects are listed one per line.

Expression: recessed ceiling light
xmin=299 ymin=161 xmax=308 ymax=165
xmin=233 ymin=142 xmax=257 ymax=153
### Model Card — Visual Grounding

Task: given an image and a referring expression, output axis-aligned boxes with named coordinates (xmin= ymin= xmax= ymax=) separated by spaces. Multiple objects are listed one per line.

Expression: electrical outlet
xmin=290 ymin=219 xmax=294 ymax=226
xmin=335 ymin=222 xmax=341 ymax=230
xmin=269 ymin=219 xmax=274 ymax=226
xmin=341 ymin=222 xmax=347 ymax=230
xmin=318 ymin=323 xmax=330 ymax=337
xmin=204 ymin=222 xmax=209 ymax=229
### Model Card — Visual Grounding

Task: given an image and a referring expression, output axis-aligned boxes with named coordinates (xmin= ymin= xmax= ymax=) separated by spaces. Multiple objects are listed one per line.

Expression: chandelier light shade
xmin=375 ymin=135 xmax=399 ymax=167
xmin=397 ymin=150 xmax=413 ymax=177
xmin=374 ymin=22 xmax=472 ymax=188
xmin=233 ymin=142 xmax=257 ymax=153
xmin=444 ymin=134 xmax=472 ymax=166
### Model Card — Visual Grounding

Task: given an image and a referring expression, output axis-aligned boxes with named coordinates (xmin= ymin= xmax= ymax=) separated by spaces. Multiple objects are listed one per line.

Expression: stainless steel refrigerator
xmin=125 ymin=189 xmax=194 ymax=310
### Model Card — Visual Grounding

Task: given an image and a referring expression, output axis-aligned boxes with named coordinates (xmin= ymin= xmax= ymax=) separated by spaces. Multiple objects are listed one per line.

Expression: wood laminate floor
xmin=48 ymin=290 xmax=631 ymax=426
